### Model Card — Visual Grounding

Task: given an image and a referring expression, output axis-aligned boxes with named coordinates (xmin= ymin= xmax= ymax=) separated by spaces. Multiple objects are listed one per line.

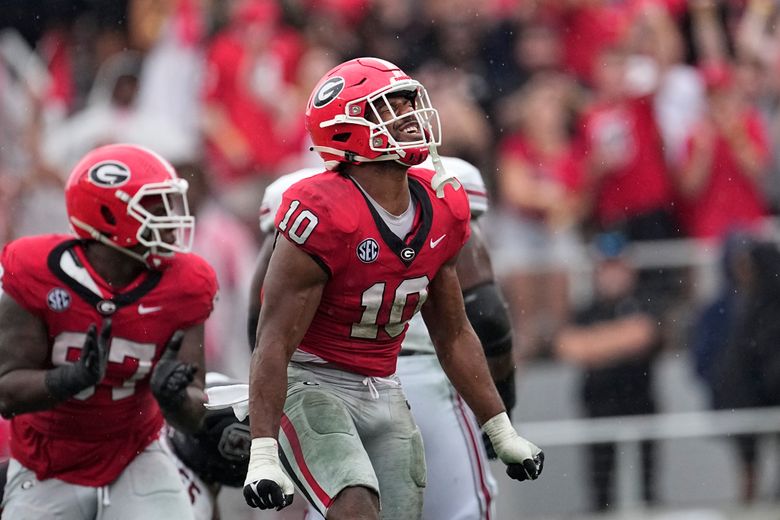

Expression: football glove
xmin=151 ymin=330 xmax=197 ymax=410
xmin=45 ymin=319 xmax=111 ymax=400
xmin=482 ymin=412 xmax=544 ymax=481
xmin=243 ymin=438 xmax=295 ymax=510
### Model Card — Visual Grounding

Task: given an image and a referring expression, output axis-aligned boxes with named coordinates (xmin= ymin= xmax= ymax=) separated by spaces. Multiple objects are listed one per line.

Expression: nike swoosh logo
xmin=429 ymin=234 xmax=446 ymax=248
xmin=138 ymin=304 xmax=163 ymax=315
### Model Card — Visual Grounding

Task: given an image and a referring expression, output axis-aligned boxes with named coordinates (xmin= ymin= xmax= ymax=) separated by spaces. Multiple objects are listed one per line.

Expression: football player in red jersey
xmin=0 ymin=144 xmax=218 ymax=520
xmin=241 ymin=58 xmax=543 ymax=520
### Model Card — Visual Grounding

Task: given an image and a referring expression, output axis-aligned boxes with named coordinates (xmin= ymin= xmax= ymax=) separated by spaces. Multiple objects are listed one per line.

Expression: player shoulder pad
xmin=164 ymin=252 xmax=219 ymax=323
xmin=275 ymin=172 xmax=359 ymax=276
xmin=259 ymin=168 xmax=324 ymax=234
xmin=168 ymin=252 xmax=218 ymax=294
xmin=419 ymin=156 xmax=488 ymax=218
xmin=1 ymin=234 xmax=72 ymax=310
xmin=276 ymin=172 xmax=360 ymax=235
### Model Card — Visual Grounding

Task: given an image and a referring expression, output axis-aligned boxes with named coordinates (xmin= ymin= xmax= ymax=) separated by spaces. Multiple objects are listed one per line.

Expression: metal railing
xmin=518 ymin=407 xmax=780 ymax=510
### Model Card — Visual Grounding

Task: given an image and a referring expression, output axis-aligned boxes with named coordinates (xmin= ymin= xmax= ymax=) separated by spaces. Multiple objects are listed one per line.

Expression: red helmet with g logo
xmin=305 ymin=57 xmax=441 ymax=170
xmin=65 ymin=143 xmax=194 ymax=269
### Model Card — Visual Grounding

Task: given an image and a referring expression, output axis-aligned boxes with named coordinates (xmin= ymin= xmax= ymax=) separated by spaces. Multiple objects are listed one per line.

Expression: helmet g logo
xmin=88 ymin=161 xmax=131 ymax=187
xmin=313 ymin=77 xmax=345 ymax=108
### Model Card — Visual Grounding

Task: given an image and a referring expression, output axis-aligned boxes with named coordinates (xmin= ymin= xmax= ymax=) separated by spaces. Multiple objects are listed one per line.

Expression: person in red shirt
xmin=494 ymin=73 xmax=585 ymax=357
xmin=201 ymin=0 xmax=303 ymax=184
xmin=0 ymin=144 xmax=217 ymax=519
xmin=677 ymin=62 xmax=769 ymax=240
xmin=579 ymin=45 xmax=677 ymax=241
xmin=239 ymin=57 xmax=544 ymax=519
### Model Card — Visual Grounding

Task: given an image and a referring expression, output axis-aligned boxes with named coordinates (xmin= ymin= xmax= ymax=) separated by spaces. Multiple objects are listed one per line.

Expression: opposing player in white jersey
xmin=163 ymin=372 xmax=251 ymax=520
xmin=247 ymin=156 xmax=515 ymax=520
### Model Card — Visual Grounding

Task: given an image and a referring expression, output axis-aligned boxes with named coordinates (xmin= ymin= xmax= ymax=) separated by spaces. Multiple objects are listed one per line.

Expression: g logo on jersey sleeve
xmin=88 ymin=161 xmax=131 ymax=187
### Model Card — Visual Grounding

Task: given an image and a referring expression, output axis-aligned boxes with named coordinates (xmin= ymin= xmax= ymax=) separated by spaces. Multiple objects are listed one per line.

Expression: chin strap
xmin=314 ymin=143 xmax=461 ymax=198
xmin=428 ymin=143 xmax=461 ymax=198
xmin=69 ymin=216 xmax=152 ymax=267
xmin=312 ymin=145 xmax=402 ymax=169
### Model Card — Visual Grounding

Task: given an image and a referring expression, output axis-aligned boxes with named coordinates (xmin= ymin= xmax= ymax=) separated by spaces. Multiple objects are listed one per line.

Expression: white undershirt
xmin=351 ymin=177 xmax=416 ymax=239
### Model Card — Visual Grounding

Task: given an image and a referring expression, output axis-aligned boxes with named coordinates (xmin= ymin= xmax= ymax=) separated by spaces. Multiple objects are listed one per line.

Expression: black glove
xmin=150 ymin=330 xmax=197 ymax=410
xmin=46 ymin=320 xmax=112 ymax=400
xmin=506 ymin=451 xmax=545 ymax=482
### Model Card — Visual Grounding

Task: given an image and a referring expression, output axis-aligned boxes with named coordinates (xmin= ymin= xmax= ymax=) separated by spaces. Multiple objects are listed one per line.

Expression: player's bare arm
xmin=422 ymin=256 xmax=505 ymax=424
xmin=456 ymin=223 xmax=515 ymax=383
xmin=151 ymin=323 xmax=208 ymax=434
xmin=423 ymin=258 xmax=544 ymax=482
xmin=243 ymin=235 xmax=326 ymax=510
xmin=0 ymin=294 xmax=109 ymax=417
xmin=247 ymin=235 xmax=274 ymax=349
xmin=0 ymin=294 xmax=64 ymax=416
xmin=249 ymin=235 xmax=327 ymax=438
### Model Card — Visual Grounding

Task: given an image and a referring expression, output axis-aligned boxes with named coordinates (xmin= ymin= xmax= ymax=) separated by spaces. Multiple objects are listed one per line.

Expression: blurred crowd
xmin=3 ymin=0 xmax=780 ymax=511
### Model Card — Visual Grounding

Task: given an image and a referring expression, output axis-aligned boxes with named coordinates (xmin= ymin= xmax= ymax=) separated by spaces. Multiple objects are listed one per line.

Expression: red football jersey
xmin=0 ymin=235 xmax=217 ymax=486
xmin=274 ymin=168 xmax=471 ymax=377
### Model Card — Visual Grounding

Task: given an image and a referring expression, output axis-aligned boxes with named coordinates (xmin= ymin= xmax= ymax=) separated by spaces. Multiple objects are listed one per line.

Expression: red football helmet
xmin=305 ymin=57 xmax=441 ymax=170
xmin=65 ymin=144 xmax=194 ymax=269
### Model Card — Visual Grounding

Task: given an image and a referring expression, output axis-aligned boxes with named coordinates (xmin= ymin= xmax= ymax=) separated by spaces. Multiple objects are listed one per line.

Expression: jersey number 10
xmin=351 ymin=276 xmax=429 ymax=339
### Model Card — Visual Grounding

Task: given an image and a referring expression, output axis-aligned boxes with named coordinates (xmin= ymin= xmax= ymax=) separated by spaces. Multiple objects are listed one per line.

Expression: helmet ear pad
xmin=100 ymin=205 xmax=117 ymax=227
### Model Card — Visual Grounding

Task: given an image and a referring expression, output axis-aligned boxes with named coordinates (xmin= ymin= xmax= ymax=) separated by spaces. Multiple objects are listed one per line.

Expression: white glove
xmin=243 ymin=438 xmax=295 ymax=510
xmin=482 ymin=412 xmax=544 ymax=481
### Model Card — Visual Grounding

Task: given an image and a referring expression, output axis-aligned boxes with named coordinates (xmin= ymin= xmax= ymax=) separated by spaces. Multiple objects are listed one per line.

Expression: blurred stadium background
xmin=2 ymin=0 xmax=780 ymax=518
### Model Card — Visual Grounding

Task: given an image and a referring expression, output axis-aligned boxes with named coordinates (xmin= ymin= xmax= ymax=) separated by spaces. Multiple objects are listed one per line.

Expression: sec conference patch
xmin=357 ymin=238 xmax=379 ymax=263
xmin=47 ymin=288 xmax=71 ymax=312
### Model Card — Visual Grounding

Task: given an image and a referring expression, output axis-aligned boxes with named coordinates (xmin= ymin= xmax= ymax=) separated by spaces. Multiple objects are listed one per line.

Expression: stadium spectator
xmin=711 ymin=240 xmax=780 ymax=501
xmin=676 ymin=62 xmax=770 ymax=240
xmin=559 ymin=0 xmax=632 ymax=84
xmin=413 ymin=63 xmax=493 ymax=171
xmin=555 ymin=231 xmax=661 ymax=512
xmin=689 ymin=232 xmax=755 ymax=399
xmin=492 ymin=72 xmax=585 ymax=357
xmin=624 ymin=2 xmax=705 ymax=166
xmin=482 ymin=9 xmax=565 ymax=119
xmin=577 ymin=44 xmax=677 ymax=242
xmin=132 ymin=0 xmax=207 ymax=153
xmin=41 ymin=51 xmax=195 ymax=175
xmin=200 ymin=0 xmax=303 ymax=185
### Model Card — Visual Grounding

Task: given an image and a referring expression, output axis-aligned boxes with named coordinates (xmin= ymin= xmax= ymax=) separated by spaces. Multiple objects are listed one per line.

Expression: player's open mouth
xmin=397 ymin=120 xmax=422 ymax=141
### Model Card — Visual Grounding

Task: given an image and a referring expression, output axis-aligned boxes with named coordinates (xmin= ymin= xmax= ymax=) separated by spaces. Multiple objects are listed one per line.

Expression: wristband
xmin=246 ymin=437 xmax=280 ymax=482
xmin=481 ymin=412 xmax=515 ymax=452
